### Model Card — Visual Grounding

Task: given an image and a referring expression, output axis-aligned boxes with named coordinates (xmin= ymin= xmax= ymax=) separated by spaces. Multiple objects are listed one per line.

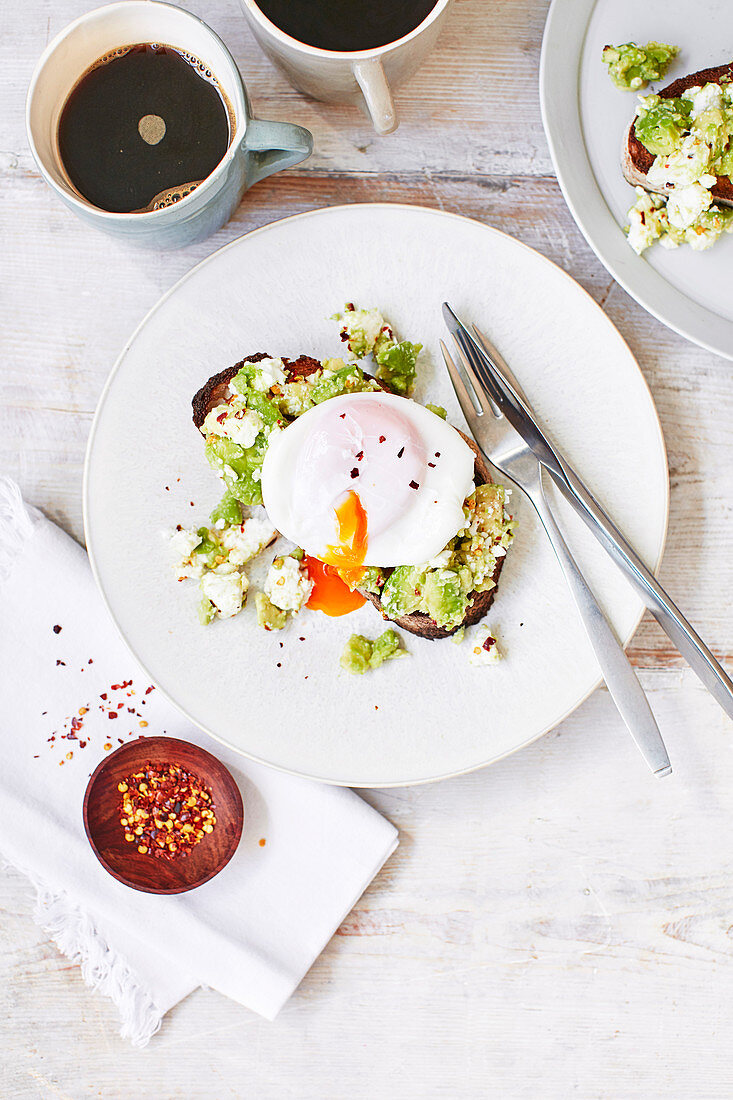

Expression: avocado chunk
xmin=340 ymin=629 xmax=407 ymax=675
xmin=602 ymin=41 xmax=678 ymax=91
xmin=635 ymin=96 xmax=691 ymax=156
xmin=255 ymin=591 xmax=288 ymax=631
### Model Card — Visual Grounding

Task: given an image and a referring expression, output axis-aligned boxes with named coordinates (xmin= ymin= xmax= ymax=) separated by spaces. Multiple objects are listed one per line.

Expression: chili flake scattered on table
xmin=118 ymin=762 xmax=216 ymax=860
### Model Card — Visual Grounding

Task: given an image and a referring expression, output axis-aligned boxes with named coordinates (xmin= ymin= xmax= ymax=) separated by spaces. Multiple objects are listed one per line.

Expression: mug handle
xmin=353 ymin=59 xmax=398 ymax=135
xmin=244 ymin=118 xmax=313 ymax=185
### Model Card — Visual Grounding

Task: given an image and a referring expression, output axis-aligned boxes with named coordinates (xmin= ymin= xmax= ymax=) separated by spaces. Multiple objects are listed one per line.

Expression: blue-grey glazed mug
xmin=26 ymin=1 xmax=313 ymax=249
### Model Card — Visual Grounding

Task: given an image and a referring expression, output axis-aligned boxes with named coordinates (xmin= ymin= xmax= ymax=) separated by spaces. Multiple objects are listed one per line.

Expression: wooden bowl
xmin=83 ymin=736 xmax=243 ymax=894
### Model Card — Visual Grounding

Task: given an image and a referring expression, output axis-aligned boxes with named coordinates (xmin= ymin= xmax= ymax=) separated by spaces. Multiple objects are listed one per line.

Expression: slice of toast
xmin=192 ymin=358 xmax=505 ymax=639
xmin=191 ymin=352 xmax=321 ymax=429
xmin=623 ymin=63 xmax=733 ymax=206
xmin=363 ymin=432 xmax=505 ymax=640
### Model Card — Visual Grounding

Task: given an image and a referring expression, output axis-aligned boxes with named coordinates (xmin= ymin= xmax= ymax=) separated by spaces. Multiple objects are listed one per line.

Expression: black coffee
xmin=57 ymin=44 xmax=231 ymax=214
xmin=255 ymin=0 xmax=438 ymax=52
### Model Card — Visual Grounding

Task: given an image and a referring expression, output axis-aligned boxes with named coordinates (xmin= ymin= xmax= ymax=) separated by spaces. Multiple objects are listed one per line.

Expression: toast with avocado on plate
xmin=170 ymin=306 xmax=515 ymax=658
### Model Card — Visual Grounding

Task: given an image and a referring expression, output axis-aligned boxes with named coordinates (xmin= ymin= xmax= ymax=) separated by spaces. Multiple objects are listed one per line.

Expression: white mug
xmin=26 ymin=1 xmax=313 ymax=249
xmin=238 ymin=0 xmax=454 ymax=135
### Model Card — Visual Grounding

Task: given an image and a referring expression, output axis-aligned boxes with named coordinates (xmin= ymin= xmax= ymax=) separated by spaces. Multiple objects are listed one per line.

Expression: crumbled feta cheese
xmin=647 ymin=133 xmax=713 ymax=189
xmin=265 ymin=555 xmax=313 ymax=612
xmin=666 ymin=182 xmax=713 ymax=230
xmin=202 ymin=398 xmax=263 ymax=448
xmin=170 ymin=527 xmax=202 ymax=563
xmin=683 ymin=82 xmax=724 ymax=119
xmin=250 ymin=357 xmax=286 ymax=392
xmin=200 ymin=564 xmax=248 ymax=619
xmin=221 ymin=516 xmax=276 ymax=566
xmin=169 ymin=527 xmax=204 ymax=579
xmin=626 ymin=188 xmax=668 ymax=254
xmin=468 ymin=624 xmax=502 ymax=667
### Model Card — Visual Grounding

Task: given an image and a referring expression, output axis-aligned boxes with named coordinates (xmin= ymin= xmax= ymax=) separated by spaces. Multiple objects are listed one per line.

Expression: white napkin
xmin=0 ymin=478 xmax=397 ymax=1045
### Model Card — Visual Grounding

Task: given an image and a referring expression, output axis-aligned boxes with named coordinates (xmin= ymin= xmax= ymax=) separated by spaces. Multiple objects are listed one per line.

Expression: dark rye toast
xmin=623 ymin=62 xmax=733 ymax=206
xmin=192 ymin=357 xmax=505 ymax=640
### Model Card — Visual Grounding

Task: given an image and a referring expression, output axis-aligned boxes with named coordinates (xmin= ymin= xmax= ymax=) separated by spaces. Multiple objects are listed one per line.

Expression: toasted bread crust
xmin=191 ymin=354 xmax=326 ymax=430
xmin=364 ymin=432 xmax=507 ymax=640
xmin=623 ymin=63 xmax=733 ymax=206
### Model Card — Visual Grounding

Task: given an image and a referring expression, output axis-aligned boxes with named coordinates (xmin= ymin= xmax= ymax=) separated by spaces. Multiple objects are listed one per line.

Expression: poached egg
xmin=260 ymin=392 xmax=475 ymax=568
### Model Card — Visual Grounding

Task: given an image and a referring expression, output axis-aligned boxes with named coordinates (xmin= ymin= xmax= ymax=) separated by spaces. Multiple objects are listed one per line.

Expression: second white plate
xmin=541 ymin=0 xmax=733 ymax=360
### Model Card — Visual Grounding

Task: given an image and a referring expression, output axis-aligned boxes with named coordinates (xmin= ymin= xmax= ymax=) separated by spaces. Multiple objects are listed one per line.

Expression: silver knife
xmin=442 ymin=302 xmax=733 ymax=723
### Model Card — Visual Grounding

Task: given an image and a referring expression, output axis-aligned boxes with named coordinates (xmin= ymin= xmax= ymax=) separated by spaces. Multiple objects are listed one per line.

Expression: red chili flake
xmin=428 ymin=462 xmax=436 ymax=468
xmin=299 ymin=637 xmax=305 ymax=642
xmin=108 ymin=712 xmax=118 ymax=720
xmin=339 ymin=412 xmax=346 ymax=418
xmin=118 ymin=762 xmax=216 ymax=861
xmin=279 ymin=642 xmax=283 ymax=648
xmin=111 ymin=681 xmax=133 ymax=691
xmin=397 ymin=447 xmax=404 ymax=458
xmin=482 ymin=635 xmax=496 ymax=652
xmin=276 ymin=662 xmax=282 ymax=668
xmin=165 ymin=486 xmax=170 ymax=491
xmin=409 ymin=481 xmax=419 ymax=490
xmin=145 ymin=686 xmax=155 ymax=695
xmin=216 ymin=411 xmax=227 ymax=424
xmin=190 ymin=501 xmax=194 ymax=507
xmin=117 ymin=703 xmax=124 ymax=710
xmin=378 ymin=435 xmax=386 ymax=443
xmin=434 ymin=452 xmax=440 ymax=458
xmin=100 ymin=693 xmax=108 ymax=701
xmin=345 ymin=302 xmax=355 ymax=311
xmin=33 ymin=754 xmax=39 ymax=759
xmin=71 ymin=717 xmax=82 ymax=731
xmin=350 ymin=468 xmax=359 ymax=479
xmin=53 ymin=625 xmax=62 ymax=634
xmin=79 ymin=740 xmax=87 ymax=749
xmin=259 ymin=838 xmax=266 ymax=847
xmin=175 ymin=524 xmax=182 ymax=532
xmin=355 ymin=450 xmax=364 ymax=461
xmin=56 ymin=660 xmax=66 ymax=666
xmin=88 ymin=658 xmax=93 ymax=664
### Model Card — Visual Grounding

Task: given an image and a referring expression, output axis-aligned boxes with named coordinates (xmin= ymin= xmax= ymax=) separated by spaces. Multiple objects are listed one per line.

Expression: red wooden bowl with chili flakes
xmin=83 ymin=737 xmax=243 ymax=894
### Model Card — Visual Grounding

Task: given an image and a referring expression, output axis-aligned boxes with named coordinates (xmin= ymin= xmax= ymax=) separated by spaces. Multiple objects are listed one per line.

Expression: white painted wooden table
xmin=2 ymin=1 xmax=733 ymax=1096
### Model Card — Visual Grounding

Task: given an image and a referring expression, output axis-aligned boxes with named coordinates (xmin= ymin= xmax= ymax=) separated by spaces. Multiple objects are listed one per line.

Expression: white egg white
xmin=261 ymin=392 xmax=476 ymax=566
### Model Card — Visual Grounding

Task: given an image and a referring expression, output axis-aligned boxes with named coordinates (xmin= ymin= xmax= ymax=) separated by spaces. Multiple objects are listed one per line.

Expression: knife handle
xmin=557 ymin=462 xmax=733 ymax=722
xmin=533 ymin=480 xmax=672 ymax=776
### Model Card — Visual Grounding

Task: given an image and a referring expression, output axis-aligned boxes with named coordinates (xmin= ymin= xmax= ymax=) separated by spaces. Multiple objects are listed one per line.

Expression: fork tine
xmin=439 ymin=340 xmax=483 ymax=428
xmin=450 ymin=333 xmax=502 ymax=421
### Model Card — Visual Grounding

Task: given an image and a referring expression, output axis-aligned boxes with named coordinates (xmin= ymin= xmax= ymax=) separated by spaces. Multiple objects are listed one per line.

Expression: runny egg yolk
xmin=322 ymin=490 xmax=368 ymax=569
xmin=304 ymin=556 xmax=367 ymax=617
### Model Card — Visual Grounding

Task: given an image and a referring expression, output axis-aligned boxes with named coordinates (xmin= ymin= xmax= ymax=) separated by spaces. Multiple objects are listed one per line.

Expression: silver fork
xmin=440 ymin=337 xmax=672 ymax=778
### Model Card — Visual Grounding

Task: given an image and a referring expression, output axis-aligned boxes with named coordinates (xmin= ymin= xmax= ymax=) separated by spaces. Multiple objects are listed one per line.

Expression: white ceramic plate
xmin=540 ymin=0 xmax=733 ymax=360
xmin=84 ymin=204 xmax=668 ymax=787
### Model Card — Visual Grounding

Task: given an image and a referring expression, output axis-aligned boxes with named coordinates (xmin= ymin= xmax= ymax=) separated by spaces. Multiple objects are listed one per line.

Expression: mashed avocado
xmin=377 ymin=483 xmax=515 ymax=630
xmin=340 ymin=629 xmax=407 ymax=674
xmin=602 ymin=41 xmax=678 ymax=91
xmin=333 ymin=304 xmax=422 ymax=396
xmin=625 ymin=82 xmax=733 ymax=253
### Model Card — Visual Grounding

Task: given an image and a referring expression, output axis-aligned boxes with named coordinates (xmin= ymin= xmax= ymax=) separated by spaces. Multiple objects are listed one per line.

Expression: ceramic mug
xmin=26 ymin=1 xmax=313 ymax=249
xmin=239 ymin=0 xmax=454 ymax=135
